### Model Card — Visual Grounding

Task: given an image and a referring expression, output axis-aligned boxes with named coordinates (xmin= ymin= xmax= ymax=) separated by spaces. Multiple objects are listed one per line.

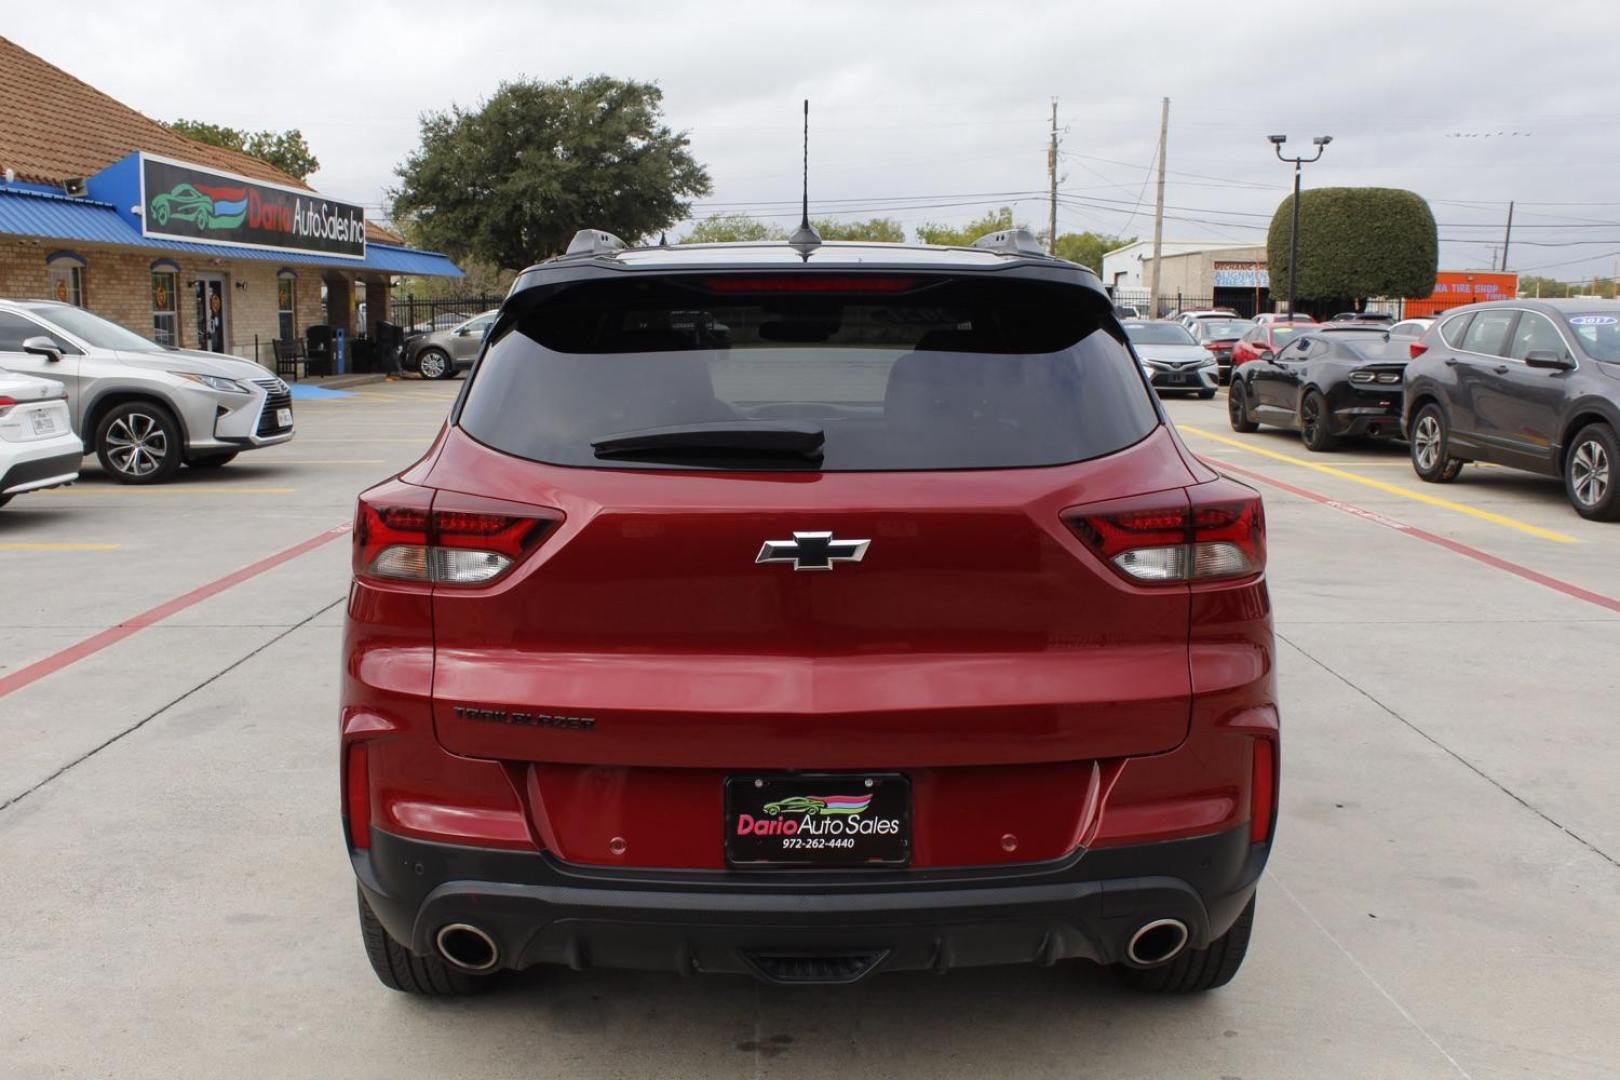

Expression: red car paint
xmin=343 ymin=422 xmax=1276 ymax=870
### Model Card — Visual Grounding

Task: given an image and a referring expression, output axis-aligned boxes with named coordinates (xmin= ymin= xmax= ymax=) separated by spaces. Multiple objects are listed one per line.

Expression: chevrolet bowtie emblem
xmin=755 ymin=531 xmax=871 ymax=572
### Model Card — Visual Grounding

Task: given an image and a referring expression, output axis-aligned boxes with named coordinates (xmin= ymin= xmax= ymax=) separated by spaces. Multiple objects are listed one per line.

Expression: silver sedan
xmin=404 ymin=310 xmax=496 ymax=380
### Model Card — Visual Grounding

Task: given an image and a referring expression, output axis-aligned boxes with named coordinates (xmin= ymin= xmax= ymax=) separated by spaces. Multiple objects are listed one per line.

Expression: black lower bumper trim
xmin=0 ymin=449 xmax=81 ymax=494
xmin=354 ymin=826 xmax=1268 ymax=983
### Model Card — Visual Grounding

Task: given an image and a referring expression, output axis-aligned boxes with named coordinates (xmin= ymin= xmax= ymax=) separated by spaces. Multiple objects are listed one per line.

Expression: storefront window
xmin=48 ymin=262 xmax=84 ymax=307
xmin=151 ymin=270 xmax=178 ymax=346
xmin=277 ymin=274 xmax=296 ymax=342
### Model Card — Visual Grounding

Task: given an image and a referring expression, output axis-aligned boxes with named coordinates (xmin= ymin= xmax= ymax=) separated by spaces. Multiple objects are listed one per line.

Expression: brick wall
xmin=1 ymin=239 xmax=342 ymax=366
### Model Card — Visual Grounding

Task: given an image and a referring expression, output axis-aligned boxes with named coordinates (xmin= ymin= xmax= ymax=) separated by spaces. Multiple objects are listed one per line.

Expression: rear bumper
xmin=354 ymin=824 xmax=1268 ymax=983
xmin=0 ymin=445 xmax=81 ymax=496
xmin=1331 ymin=400 xmax=1405 ymax=438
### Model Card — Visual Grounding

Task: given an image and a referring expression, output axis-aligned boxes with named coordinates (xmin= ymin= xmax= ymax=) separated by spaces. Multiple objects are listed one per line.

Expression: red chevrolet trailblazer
xmin=342 ymin=226 xmax=1278 ymax=994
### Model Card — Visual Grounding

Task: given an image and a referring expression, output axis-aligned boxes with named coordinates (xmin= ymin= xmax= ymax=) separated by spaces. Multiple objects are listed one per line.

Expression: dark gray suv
xmin=1403 ymin=299 xmax=1620 ymax=520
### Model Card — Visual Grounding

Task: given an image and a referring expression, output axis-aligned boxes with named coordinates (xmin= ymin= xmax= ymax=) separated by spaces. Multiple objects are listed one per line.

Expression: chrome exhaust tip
xmin=1126 ymin=918 xmax=1190 ymax=966
xmin=434 ymin=923 xmax=500 ymax=972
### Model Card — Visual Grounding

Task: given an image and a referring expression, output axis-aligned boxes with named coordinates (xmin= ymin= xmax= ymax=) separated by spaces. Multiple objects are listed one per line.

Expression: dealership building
xmin=0 ymin=37 xmax=461 ymax=366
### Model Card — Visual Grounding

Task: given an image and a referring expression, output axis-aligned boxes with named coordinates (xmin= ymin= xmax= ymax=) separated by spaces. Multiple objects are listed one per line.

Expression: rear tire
xmin=1565 ymin=423 xmax=1620 ymax=521
xmin=417 ymin=348 xmax=453 ymax=380
xmin=1114 ymin=895 xmax=1256 ymax=994
xmin=1228 ymin=382 xmax=1259 ymax=433
xmin=357 ymin=887 xmax=487 ymax=996
xmin=1299 ymin=390 xmax=1338 ymax=452
xmin=1410 ymin=403 xmax=1464 ymax=483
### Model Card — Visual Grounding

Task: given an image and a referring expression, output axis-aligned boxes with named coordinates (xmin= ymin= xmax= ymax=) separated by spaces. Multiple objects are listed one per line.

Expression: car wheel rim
xmin=1414 ymin=415 xmax=1441 ymax=471
xmin=1571 ymin=439 xmax=1610 ymax=507
xmin=1302 ymin=398 xmax=1320 ymax=440
xmin=105 ymin=413 xmax=168 ymax=477
xmin=421 ymin=353 xmax=446 ymax=378
xmin=1229 ymin=386 xmax=1243 ymax=421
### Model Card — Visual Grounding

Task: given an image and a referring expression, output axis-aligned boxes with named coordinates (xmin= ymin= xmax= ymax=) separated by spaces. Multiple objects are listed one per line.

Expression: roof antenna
xmin=788 ymin=99 xmax=821 ymax=252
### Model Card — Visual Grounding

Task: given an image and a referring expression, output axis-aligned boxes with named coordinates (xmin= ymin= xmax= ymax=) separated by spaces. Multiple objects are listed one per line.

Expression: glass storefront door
xmin=192 ymin=274 xmax=227 ymax=353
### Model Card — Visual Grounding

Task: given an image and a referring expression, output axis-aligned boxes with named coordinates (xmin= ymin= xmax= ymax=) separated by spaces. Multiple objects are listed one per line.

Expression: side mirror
xmin=1258 ymin=349 xmax=1275 ymax=361
xmin=21 ymin=335 xmax=63 ymax=362
xmin=1524 ymin=350 xmax=1575 ymax=371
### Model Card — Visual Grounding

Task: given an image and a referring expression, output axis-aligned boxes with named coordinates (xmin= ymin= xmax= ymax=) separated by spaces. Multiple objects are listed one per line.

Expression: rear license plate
xmin=275 ymin=407 xmax=293 ymax=428
xmin=30 ymin=411 xmax=58 ymax=436
xmin=725 ymin=774 xmax=910 ymax=867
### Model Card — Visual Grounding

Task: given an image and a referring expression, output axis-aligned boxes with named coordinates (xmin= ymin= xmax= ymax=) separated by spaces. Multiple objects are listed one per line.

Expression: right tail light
xmin=1065 ymin=478 xmax=1266 ymax=585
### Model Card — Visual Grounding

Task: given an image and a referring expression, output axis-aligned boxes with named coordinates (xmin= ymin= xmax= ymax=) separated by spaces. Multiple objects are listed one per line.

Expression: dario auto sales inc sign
xmin=139 ymin=154 xmax=366 ymax=259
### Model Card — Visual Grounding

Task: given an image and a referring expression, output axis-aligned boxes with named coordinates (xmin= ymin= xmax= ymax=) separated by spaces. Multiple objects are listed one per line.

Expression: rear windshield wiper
xmin=591 ymin=421 xmax=825 ymax=461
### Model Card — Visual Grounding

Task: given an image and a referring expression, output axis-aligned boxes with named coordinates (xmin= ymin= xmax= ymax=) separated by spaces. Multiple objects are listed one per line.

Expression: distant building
xmin=0 ymin=36 xmax=461 ymax=363
xmin=1101 ymin=240 xmax=1270 ymax=316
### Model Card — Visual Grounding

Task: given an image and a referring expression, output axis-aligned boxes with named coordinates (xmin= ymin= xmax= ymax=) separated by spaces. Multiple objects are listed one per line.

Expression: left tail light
xmin=353 ymin=484 xmax=560 ymax=586
xmin=1065 ymin=477 xmax=1266 ymax=585
xmin=1409 ymin=341 xmax=1429 ymax=359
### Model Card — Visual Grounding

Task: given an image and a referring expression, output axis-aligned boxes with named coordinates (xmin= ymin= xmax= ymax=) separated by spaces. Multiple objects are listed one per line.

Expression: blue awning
xmin=0 ymin=187 xmax=462 ymax=277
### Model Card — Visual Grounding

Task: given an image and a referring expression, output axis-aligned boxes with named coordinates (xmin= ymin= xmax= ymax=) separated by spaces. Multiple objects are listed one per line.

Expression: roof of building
xmin=0 ymin=186 xmax=461 ymax=277
xmin=0 ymin=37 xmax=309 ymax=189
xmin=1102 ymin=239 xmax=1267 ymax=260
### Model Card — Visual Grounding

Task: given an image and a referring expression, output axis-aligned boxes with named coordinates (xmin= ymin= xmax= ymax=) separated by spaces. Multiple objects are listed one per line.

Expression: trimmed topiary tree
xmin=1267 ymin=188 xmax=1438 ymax=307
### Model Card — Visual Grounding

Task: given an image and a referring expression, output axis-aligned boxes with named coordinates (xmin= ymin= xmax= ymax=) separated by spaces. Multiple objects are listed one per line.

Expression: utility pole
xmin=1047 ymin=99 xmax=1059 ymax=255
xmin=1502 ymin=201 xmax=1514 ymax=271
xmin=1148 ymin=97 xmax=1169 ymax=313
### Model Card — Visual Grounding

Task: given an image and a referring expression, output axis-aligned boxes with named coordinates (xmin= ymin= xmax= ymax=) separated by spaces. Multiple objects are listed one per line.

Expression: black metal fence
xmin=388 ymin=294 xmax=505 ymax=336
xmin=1109 ymin=291 xmax=1271 ymax=319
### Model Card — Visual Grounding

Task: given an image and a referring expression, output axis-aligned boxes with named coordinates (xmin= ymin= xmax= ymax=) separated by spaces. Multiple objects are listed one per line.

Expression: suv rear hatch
xmin=355 ymin=267 xmax=1245 ymax=864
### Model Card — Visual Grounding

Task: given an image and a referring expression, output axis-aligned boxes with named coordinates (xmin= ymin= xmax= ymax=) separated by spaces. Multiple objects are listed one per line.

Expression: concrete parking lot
xmin=2 ymin=382 xmax=1617 ymax=1079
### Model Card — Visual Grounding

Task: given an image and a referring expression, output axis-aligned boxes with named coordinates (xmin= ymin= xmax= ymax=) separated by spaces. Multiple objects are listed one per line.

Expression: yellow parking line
xmin=0 ymin=542 xmax=121 ymax=551
xmin=1180 ymin=426 xmax=1578 ymax=544
xmin=38 ymin=486 xmax=297 ymax=496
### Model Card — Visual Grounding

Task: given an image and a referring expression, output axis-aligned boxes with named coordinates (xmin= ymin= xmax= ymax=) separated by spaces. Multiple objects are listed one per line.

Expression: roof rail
xmin=565 ymin=229 xmax=628 ymax=257
xmin=970 ymin=227 xmax=1046 ymax=257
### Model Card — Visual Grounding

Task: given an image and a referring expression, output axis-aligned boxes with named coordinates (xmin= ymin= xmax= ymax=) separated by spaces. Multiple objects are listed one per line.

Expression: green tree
xmin=812 ymin=217 xmax=906 ymax=243
xmin=167 ymin=119 xmax=320 ymax=180
xmin=914 ymin=207 xmax=1022 ymax=247
xmin=681 ymin=213 xmax=785 ymax=243
xmin=392 ymin=76 xmax=711 ymax=271
xmin=1051 ymin=231 xmax=1133 ymax=273
xmin=1267 ymin=188 xmax=1437 ymax=304
xmin=1514 ymin=275 xmax=1571 ymax=299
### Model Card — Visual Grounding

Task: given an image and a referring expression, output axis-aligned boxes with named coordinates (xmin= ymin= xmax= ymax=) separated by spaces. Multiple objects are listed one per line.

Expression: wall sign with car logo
xmin=139 ymin=154 xmax=366 ymax=259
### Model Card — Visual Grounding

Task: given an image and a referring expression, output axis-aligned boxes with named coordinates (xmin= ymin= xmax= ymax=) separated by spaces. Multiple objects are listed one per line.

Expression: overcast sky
xmin=11 ymin=0 xmax=1620 ymax=281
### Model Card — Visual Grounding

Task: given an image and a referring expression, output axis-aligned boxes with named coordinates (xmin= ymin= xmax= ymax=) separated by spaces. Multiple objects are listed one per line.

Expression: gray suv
xmin=0 ymin=300 xmax=294 ymax=484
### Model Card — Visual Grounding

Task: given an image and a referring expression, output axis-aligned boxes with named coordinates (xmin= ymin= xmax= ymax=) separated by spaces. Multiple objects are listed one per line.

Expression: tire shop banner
xmin=140 ymin=154 xmax=366 ymax=259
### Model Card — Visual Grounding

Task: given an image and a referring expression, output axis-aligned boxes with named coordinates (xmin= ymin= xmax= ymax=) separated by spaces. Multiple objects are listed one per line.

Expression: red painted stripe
xmin=1206 ymin=456 xmax=1620 ymax=615
xmin=0 ymin=524 xmax=351 ymax=700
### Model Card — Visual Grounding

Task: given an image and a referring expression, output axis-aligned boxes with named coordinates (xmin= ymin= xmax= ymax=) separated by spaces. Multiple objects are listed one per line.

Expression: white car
xmin=1121 ymin=320 xmax=1220 ymax=398
xmin=0 ymin=371 xmax=80 ymax=507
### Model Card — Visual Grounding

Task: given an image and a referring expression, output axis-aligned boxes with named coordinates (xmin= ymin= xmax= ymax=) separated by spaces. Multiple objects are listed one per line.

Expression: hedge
xmin=1267 ymin=188 xmax=1438 ymax=302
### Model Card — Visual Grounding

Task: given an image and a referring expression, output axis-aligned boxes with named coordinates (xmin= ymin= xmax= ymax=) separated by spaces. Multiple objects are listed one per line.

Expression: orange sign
xmin=1405 ymin=271 xmax=1517 ymax=316
xmin=1422 ymin=271 xmax=1517 ymax=302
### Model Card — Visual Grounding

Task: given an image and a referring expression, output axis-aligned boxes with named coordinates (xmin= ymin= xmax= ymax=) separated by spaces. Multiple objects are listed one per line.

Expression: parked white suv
xmin=0 ymin=300 xmax=294 ymax=483
xmin=0 ymin=370 xmax=80 ymax=507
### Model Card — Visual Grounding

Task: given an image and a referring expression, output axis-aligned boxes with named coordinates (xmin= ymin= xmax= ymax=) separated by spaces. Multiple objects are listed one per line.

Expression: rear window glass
xmin=1194 ymin=320 xmax=1253 ymax=339
xmin=458 ymin=274 xmax=1158 ymax=471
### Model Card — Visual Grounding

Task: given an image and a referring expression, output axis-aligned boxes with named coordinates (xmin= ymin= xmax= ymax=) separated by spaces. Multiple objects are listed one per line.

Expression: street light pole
xmin=1268 ymin=135 xmax=1331 ymax=317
